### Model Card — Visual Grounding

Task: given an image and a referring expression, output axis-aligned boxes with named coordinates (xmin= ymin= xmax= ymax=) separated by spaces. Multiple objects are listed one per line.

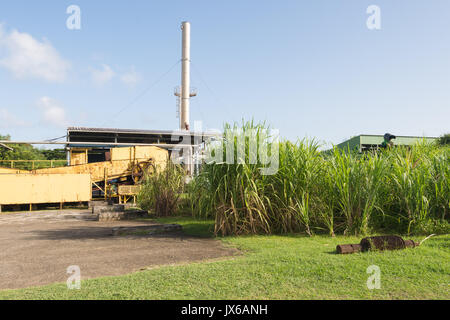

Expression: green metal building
xmin=337 ymin=135 xmax=438 ymax=153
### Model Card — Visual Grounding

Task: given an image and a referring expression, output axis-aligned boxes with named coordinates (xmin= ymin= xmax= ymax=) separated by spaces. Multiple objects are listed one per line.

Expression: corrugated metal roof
xmin=359 ymin=134 xmax=438 ymax=139
xmin=67 ymin=127 xmax=221 ymax=137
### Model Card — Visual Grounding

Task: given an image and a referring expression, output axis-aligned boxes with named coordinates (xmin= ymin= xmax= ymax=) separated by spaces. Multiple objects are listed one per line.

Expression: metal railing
xmin=0 ymin=160 xmax=67 ymax=170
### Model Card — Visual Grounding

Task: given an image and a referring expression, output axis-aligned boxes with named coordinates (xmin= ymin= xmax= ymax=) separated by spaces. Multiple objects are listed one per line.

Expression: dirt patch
xmin=0 ymin=210 xmax=238 ymax=290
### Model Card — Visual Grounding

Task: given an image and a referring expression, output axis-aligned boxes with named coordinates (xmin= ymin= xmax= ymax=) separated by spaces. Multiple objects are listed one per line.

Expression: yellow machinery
xmin=0 ymin=146 xmax=168 ymax=210
xmin=117 ymin=185 xmax=142 ymax=204
xmin=38 ymin=146 xmax=168 ymax=183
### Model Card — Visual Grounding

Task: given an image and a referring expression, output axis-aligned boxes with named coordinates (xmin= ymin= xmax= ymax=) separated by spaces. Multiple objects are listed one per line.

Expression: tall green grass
xmin=383 ymin=144 xmax=450 ymax=234
xmin=189 ymin=121 xmax=275 ymax=235
xmin=189 ymin=121 xmax=449 ymax=237
xmin=328 ymin=148 xmax=387 ymax=235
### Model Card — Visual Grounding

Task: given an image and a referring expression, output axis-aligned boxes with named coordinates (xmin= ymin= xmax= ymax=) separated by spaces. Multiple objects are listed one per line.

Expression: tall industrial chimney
xmin=180 ymin=21 xmax=191 ymax=131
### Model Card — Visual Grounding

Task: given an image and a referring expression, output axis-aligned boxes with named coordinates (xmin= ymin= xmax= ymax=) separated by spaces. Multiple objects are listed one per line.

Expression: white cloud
xmin=0 ymin=25 xmax=70 ymax=82
xmin=37 ymin=97 xmax=68 ymax=128
xmin=90 ymin=64 xmax=115 ymax=85
xmin=0 ymin=108 xmax=29 ymax=128
xmin=120 ymin=66 xmax=140 ymax=87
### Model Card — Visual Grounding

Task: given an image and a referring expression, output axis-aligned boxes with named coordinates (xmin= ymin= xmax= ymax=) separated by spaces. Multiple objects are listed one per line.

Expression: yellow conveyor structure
xmin=37 ymin=146 xmax=168 ymax=183
xmin=0 ymin=146 xmax=168 ymax=208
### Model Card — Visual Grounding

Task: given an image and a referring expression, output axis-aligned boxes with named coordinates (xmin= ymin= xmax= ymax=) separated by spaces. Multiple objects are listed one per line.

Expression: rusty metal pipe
xmin=337 ymin=235 xmax=420 ymax=254
xmin=336 ymin=244 xmax=362 ymax=254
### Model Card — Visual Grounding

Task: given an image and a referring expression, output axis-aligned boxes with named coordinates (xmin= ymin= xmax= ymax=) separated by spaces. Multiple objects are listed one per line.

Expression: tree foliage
xmin=0 ymin=133 xmax=65 ymax=160
xmin=437 ymin=133 xmax=450 ymax=146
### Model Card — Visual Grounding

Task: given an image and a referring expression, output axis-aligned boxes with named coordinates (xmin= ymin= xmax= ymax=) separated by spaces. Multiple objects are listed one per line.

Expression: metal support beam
xmin=0 ymin=140 xmax=203 ymax=149
xmin=0 ymin=143 xmax=13 ymax=151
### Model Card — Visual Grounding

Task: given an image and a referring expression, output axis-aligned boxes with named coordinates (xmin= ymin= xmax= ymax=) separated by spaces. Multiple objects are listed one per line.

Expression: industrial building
xmin=337 ymin=134 xmax=438 ymax=153
xmin=0 ymin=21 xmax=217 ymax=211
xmin=66 ymin=127 xmax=219 ymax=168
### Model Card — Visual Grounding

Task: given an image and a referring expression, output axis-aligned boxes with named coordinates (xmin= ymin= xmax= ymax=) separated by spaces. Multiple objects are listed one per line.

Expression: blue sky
xmin=0 ymin=0 xmax=449 ymax=147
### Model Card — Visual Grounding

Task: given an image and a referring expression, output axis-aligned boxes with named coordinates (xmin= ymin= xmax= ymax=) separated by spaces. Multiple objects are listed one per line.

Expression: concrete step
xmin=92 ymin=204 xmax=125 ymax=214
xmin=98 ymin=209 xmax=149 ymax=222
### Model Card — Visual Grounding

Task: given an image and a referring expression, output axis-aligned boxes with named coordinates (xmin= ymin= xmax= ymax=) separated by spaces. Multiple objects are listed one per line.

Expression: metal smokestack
xmin=180 ymin=21 xmax=191 ymax=131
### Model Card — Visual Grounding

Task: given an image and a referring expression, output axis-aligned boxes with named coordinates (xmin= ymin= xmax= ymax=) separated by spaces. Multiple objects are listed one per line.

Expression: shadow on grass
xmin=144 ymin=216 xmax=216 ymax=238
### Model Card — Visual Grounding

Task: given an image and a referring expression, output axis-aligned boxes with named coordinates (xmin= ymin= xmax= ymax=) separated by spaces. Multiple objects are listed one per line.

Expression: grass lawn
xmin=0 ymin=217 xmax=448 ymax=300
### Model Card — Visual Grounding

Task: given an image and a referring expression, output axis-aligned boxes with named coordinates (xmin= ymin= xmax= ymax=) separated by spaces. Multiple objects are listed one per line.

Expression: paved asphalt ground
xmin=0 ymin=210 xmax=237 ymax=290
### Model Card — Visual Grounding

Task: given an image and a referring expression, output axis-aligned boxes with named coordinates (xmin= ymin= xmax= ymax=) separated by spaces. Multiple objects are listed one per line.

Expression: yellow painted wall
xmin=70 ymin=149 xmax=88 ymax=165
xmin=0 ymin=174 xmax=91 ymax=205
xmin=111 ymin=146 xmax=168 ymax=166
xmin=0 ymin=167 xmax=27 ymax=174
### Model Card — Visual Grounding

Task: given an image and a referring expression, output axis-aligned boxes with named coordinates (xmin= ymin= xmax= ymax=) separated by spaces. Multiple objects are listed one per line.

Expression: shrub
xmin=138 ymin=161 xmax=186 ymax=217
xmin=437 ymin=133 xmax=450 ymax=146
